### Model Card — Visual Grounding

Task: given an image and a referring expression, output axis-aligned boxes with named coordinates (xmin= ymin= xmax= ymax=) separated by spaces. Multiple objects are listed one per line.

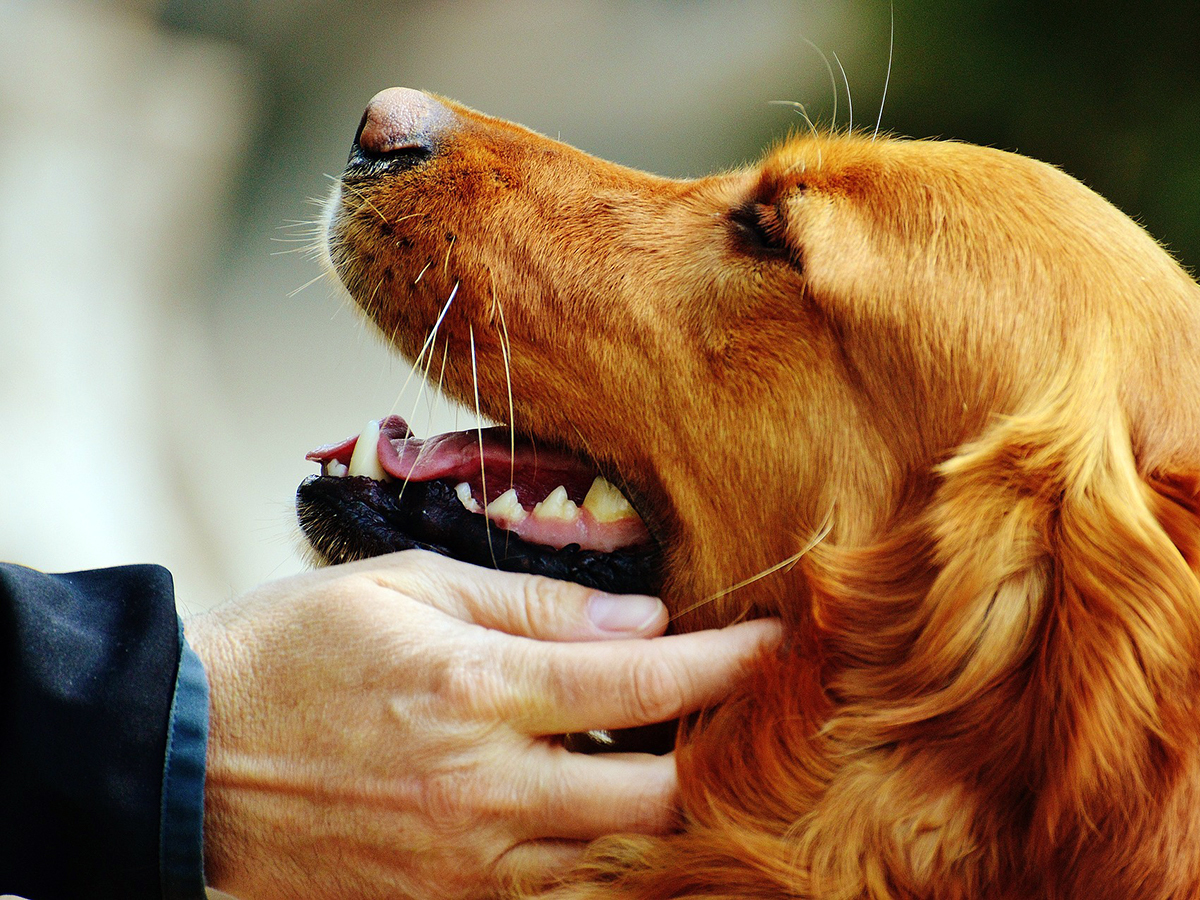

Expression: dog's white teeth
xmin=455 ymin=482 xmax=481 ymax=513
xmin=582 ymin=476 xmax=637 ymax=522
xmin=325 ymin=459 xmax=349 ymax=478
xmin=487 ymin=488 xmax=527 ymax=522
xmin=347 ymin=419 xmax=388 ymax=480
xmin=532 ymin=485 xmax=580 ymax=523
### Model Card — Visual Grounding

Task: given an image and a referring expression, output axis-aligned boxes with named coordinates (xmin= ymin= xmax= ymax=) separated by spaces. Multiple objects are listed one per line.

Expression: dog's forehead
xmin=757 ymin=135 xmax=1034 ymax=202
xmin=750 ymin=134 xmax=923 ymax=211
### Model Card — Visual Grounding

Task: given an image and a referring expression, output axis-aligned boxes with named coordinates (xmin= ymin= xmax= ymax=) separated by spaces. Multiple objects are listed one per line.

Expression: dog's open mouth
xmin=296 ymin=415 xmax=662 ymax=596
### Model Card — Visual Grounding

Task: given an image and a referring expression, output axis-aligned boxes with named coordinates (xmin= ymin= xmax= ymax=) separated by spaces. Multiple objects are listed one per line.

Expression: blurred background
xmin=1 ymin=0 xmax=1196 ymax=613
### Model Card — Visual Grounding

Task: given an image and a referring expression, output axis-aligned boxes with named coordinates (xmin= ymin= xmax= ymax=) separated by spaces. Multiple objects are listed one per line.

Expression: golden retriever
xmin=301 ymin=86 xmax=1200 ymax=898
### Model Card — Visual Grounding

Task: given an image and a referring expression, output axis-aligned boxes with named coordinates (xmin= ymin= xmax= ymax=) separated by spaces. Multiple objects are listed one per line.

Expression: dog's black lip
xmin=296 ymin=473 xmax=663 ymax=596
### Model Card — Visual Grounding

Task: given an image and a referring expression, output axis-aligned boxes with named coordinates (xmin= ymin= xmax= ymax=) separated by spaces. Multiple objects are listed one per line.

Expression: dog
xmin=299 ymin=86 xmax=1200 ymax=898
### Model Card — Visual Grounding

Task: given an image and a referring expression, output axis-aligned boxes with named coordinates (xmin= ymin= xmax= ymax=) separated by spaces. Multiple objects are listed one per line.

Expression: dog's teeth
xmin=325 ymin=459 xmax=349 ymax=478
xmin=582 ymin=476 xmax=637 ymax=522
xmin=487 ymin=488 xmax=527 ymax=522
xmin=532 ymin=485 xmax=580 ymax=522
xmin=455 ymin=481 xmax=481 ymax=513
xmin=347 ymin=419 xmax=388 ymax=480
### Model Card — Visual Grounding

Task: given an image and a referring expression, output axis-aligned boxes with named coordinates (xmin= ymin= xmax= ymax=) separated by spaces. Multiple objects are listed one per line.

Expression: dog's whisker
xmin=874 ymin=0 xmax=894 ymax=141
xmin=367 ymin=275 xmax=386 ymax=311
xmin=490 ymin=280 xmax=519 ymax=555
xmin=469 ymin=324 xmax=498 ymax=568
xmin=491 ymin=270 xmax=517 ymax=492
xmin=769 ymin=100 xmax=821 ymax=141
xmin=337 ymin=177 xmax=390 ymax=224
xmin=396 ymin=338 xmax=450 ymax=506
xmin=833 ymin=51 xmax=853 ymax=134
xmin=800 ymin=36 xmax=838 ymax=132
xmin=391 ymin=283 xmax=461 ymax=508
xmin=670 ymin=509 xmax=834 ymax=622
xmin=392 ymin=282 xmax=460 ymax=414
xmin=430 ymin=335 xmax=451 ymax=439
xmin=414 ymin=260 xmax=433 ymax=285
xmin=286 ymin=270 xmax=330 ymax=297
xmin=407 ymin=299 xmax=448 ymax=427
xmin=272 ymin=227 xmax=326 ymax=243
xmin=770 ymin=101 xmax=824 ymax=167
xmin=443 ymin=234 xmax=456 ymax=278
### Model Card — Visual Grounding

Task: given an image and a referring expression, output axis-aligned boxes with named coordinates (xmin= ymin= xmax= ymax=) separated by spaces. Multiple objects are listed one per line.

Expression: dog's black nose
xmin=347 ymin=87 xmax=451 ymax=175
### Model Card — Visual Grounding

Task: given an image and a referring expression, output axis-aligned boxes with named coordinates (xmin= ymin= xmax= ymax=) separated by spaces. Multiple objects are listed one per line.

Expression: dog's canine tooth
xmin=486 ymin=488 xmax=527 ymax=522
xmin=347 ymin=419 xmax=388 ymax=480
xmin=455 ymin=481 xmax=481 ymax=512
xmin=532 ymin=485 xmax=580 ymax=522
xmin=582 ymin=476 xmax=637 ymax=523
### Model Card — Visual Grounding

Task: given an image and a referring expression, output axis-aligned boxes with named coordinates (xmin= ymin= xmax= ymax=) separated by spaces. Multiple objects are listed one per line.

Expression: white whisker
xmin=800 ymin=36 xmax=838 ymax=132
xmin=490 ymin=270 xmax=516 ymax=491
xmin=470 ymin=325 xmax=498 ymax=567
xmin=670 ymin=508 xmax=834 ymax=622
xmin=393 ymin=283 xmax=459 ymax=408
xmin=874 ymin=1 xmax=894 ymax=141
xmin=490 ymin=275 xmax=517 ymax=553
xmin=431 ymin=336 xmax=450 ymax=438
xmin=769 ymin=100 xmax=821 ymax=142
xmin=335 ymin=176 xmax=390 ymax=224
xmin=833 ymin=51 xmax=853 ymax=134
xmin=286 ymin=271 xmax=329 ymax=297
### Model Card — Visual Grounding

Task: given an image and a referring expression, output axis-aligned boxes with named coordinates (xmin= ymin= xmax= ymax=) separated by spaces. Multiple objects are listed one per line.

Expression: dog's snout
xmin=346 ymin=87 xmax=450 ymax=176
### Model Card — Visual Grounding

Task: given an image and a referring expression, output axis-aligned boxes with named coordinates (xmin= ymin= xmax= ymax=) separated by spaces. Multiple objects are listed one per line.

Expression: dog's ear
xmin=573 ymin=406 xmax=1200 ymax=898
xmin=779 ymin=400 xmax=1200 ymax=891
xmin=902 ymin=402 xmax=1200 ymax=850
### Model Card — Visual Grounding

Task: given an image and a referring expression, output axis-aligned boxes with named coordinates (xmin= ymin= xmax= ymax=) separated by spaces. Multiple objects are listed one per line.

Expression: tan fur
xmin=326 ymin=95 xmax=1200 ymax=898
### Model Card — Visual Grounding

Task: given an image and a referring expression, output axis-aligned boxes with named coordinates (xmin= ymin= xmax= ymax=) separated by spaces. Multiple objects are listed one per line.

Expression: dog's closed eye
xmin=729 ymin=200 xmax=790 ymax=257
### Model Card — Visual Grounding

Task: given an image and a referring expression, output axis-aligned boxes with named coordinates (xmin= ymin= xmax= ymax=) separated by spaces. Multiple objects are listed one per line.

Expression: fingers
xmin=491 ymin=840 xmax=588 ymax=896
xmin=509 ymin=618 xmax=783 ymax=734
xmin=517 ymin=749 xmax=680 ymax=841
xmin=365 ymin=549 xmax=671 ymax=641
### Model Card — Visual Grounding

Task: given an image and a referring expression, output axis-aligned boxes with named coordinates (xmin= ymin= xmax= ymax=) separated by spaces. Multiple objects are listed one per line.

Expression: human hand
xmin=186 ymin=550 xmax=781 ymax=900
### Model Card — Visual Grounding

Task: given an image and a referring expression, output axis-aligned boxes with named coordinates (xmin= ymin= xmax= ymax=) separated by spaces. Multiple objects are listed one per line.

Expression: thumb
xmin=372 ymin=549 xmax=669 ymax=641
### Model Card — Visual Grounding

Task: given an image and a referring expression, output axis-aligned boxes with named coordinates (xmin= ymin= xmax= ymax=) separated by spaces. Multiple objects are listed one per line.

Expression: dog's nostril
xmin=347 ymin=87 xmax=451 ymax=173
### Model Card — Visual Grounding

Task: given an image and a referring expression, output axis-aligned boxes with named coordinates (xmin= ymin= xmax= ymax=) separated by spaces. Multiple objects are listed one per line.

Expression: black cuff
xmin=0 ymin=563 xmax=182 ymax=899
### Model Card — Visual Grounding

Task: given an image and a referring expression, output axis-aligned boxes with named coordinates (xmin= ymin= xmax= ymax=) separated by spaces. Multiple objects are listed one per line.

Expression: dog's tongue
xmin=306 ymin=415 xmax=649 ymax=553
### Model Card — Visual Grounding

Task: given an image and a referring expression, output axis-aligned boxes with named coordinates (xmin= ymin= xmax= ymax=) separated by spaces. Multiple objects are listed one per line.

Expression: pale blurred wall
xmin=0 ymin=0 xmax=872 ymax=612
xmin=0 ymin=1 xmax=258 ymax=612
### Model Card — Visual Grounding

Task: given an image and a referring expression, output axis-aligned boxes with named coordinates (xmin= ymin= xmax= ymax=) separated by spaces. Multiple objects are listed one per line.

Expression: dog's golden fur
xmin=326 ymin=94 xmax=1200 ymax=897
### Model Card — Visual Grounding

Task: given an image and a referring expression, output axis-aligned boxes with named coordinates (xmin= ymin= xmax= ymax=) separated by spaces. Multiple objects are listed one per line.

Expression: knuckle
xmin=518 ymin=579 xmax=551 ymax=633
xmin=518 ymin=576 xmax=580 ymax=638
xmin=626 ymin=656 xmax=688 ymax=724
xmin=439 ymin=650 xmax=505 ymax=713
xmin=625 ymin=783 xmax=676 ymax=834
xmin=420 ymin=771 xmax=471 ymax=825
xmin=420 ymin=765 xmax=520 ymax=831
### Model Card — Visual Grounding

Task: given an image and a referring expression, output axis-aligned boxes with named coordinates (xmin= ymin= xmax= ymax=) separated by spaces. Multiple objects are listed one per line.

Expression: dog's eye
xmin=729 ymin=202 xmax=787 ymax=255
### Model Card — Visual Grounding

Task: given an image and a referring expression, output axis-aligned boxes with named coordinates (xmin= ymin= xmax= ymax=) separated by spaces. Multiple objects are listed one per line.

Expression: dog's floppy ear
xmin=920 ymin=398 xmax=1200 ymax=857
xmin=786 ymin=397 xmax=1200 ymax=890
xmin=564 ymin=402 xmax=1200 ymax=898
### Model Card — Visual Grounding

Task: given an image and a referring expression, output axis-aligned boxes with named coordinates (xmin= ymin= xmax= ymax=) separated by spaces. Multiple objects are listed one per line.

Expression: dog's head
xmin=301 ymin=87 xmax=1200 ymax=894
xmin=305 ymin=88 xmax=1200 ymax=628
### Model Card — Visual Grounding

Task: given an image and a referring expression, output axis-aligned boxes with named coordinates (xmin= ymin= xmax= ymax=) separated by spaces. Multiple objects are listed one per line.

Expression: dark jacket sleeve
xmin=0 ymin=563 xmax=204 ymax=899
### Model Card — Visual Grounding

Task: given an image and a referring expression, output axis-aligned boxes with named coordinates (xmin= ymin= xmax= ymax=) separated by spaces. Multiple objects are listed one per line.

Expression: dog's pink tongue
xmin=306 ymin=416 xmax=650 ymax=552
xmin=307 ymin=416 xmax=593 ymax=490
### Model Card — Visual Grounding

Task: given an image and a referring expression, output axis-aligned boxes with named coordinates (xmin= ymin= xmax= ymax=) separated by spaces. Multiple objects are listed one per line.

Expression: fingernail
xmin=587 ymin=593 xmax=664 ymax=633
